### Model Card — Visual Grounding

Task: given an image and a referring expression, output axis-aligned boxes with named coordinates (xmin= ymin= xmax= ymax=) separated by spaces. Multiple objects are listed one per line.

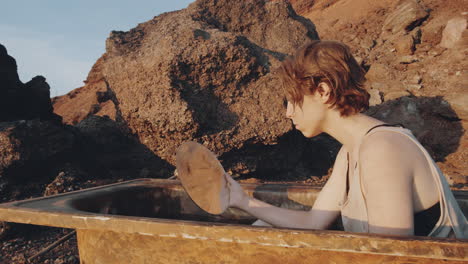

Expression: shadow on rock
xmin=219 ymin=129 xmax=341 ymax=181
xmin=366 ymin=96 xmax=463 ymax=163
xmin=0 ymin=116 xmax=174 ymax=240
xmin=74 ymin=115 xmax=175 ymax=180
xmin=0 ymin=120 xmax=77 ymax=201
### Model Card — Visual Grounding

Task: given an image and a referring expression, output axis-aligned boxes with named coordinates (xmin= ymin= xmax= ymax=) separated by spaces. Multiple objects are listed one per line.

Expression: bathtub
xmin=0 ymin=178 xmax=466 ymax=264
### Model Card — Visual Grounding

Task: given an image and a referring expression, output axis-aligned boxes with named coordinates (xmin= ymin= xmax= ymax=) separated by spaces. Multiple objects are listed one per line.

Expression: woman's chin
xmin=300 ymin=129 xmax=321 ymax=138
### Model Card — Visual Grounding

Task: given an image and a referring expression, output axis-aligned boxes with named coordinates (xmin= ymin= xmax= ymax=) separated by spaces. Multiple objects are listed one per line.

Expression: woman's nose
xmin=285 ymin=102 xmax=294 ymax=118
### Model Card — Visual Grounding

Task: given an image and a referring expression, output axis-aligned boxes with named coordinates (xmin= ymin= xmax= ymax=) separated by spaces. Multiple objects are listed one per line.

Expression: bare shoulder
xmin=361 ymin=130 xmax=410 ymax=148
xmin=359 ymin=130 xmax=422 ymax=180
xmin=360 ymin=130 xmax=422 ymax=161
xmin=358 ymin=129 xmax=438 ymax=212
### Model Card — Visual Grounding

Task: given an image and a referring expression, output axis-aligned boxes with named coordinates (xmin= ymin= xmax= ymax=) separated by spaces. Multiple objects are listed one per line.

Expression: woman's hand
xmin=224 ymin=173 xmax=249 ymax=209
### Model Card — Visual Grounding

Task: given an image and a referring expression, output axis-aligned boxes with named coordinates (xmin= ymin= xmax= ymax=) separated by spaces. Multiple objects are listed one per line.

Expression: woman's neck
xmin=321 ymin=112 xmax=384 ymax=154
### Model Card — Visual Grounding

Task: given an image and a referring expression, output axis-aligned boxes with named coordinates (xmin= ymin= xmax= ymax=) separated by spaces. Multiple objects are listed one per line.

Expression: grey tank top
xmin=340 ymin=126 xmax=468 ymax=238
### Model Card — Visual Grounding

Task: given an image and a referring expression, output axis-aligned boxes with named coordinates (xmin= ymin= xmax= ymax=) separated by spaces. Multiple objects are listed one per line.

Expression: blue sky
xmin=1 ymin=0 xmax=194 ymax=96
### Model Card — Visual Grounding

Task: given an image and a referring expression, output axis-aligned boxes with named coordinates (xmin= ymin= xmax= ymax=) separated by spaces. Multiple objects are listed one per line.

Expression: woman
xmin=225 ymin=40 xmax=467 ymax=238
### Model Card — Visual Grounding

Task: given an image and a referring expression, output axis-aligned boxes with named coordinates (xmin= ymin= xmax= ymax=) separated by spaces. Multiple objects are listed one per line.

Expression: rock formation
xmin=0 ymin=43 xmax=72 ymax=203
xmin=51 ymin=0 xmax=466 ymax=183
xmin=54 ymin=0 xmax=322 ymax=178
xmin=0 ymin=44 xmax=59 ymax=122
xmin=52 ymin=57 xmax=117 ymax=125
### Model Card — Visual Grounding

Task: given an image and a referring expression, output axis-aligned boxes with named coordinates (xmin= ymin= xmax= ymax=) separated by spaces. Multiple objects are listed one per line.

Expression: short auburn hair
xmin=278 ymin=40 xmax=370 ymax=116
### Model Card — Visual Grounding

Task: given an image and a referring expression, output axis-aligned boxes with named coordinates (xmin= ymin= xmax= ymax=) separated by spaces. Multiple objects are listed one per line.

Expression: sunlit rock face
xmin=52 ymin=0 xmax=467 ymax=184
xmin=55 ymin=0 xmax=321 ymax=178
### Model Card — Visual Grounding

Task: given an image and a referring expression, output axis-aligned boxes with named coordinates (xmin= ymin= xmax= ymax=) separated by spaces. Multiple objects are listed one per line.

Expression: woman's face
xmin=285 ymin=93 xmax=327 ymax=138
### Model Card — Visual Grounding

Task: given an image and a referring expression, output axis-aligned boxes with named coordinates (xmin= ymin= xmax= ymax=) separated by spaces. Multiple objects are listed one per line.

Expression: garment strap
xmin=365 ymin=123 xmax=404 ymax=135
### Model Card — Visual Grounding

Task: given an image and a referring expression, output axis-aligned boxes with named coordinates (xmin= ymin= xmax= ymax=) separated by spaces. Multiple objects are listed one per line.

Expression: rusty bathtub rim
xmin=0 ymin=178 xmax=466 ymax=261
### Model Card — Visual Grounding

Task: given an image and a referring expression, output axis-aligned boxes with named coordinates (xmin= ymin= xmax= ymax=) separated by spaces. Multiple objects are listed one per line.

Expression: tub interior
xmin=69 ymin=182 xmax=315 ymax=225
xmin=6 ymin=179 xmax=468 ymax=229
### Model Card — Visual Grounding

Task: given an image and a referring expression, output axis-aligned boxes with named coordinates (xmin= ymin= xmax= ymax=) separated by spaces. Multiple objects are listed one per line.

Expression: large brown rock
xmin=52 ymin=56 xmax=117 ymax=125
xmin=55 ymin=0 xmax=320 ymax=177
xmin=52 ymin=79 xmax=116 ymax=125
xmin=381 ymin=0 xmax=429 ymax=37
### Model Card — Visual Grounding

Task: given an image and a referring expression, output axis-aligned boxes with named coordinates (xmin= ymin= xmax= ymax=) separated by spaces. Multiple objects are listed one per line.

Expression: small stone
xmin=406 ymin=84 xmax=423 ymax=92
xmin=365 ymin=63 xmax=394 ymax=81
xmin=360 ymin=37 xmax=376 ymax=51
xmin=440 ymin=17 xmax=467 ymax=48
xmin=455 ymin=71 xmax=461 ymax=76
xmin=408 ymin=74 xmax=422 ymax=84
xmin=399 ymin=55 xmax=419 ymax=64
xmin=428 ymin=46 xmax=445 ymax=57
xmin=354 ymin=56 xmax=363 ymax=65
xmin=54 ymin=258 xmax=65 ymax=264
xmin=371 ymin=82 xmax=390 ymax=91
xmin=394 ymin=34 xmax=415 ymax=55
xmin=368 ymin=88 xmax=382 ymax=106
xmin=383 ymin=91 xmax=411 ymax=101
xmin=310 ymin=176 xmax=320 ymax=182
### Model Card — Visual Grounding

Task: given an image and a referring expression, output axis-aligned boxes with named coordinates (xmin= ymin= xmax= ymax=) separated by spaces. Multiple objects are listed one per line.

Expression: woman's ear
xmin=317 ymin=82 xmax=331 ymax=103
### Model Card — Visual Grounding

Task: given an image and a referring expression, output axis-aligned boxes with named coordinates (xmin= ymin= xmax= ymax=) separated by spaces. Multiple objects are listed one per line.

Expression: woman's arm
xmin=227 ymin=147 xmax=348 ymax=230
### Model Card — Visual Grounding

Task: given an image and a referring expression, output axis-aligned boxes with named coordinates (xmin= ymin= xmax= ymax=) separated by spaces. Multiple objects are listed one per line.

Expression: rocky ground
xmin=1 ymin=226 xmax=79 ymax=264
xmin=1 ymin=0 xmax=466 ymax=263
